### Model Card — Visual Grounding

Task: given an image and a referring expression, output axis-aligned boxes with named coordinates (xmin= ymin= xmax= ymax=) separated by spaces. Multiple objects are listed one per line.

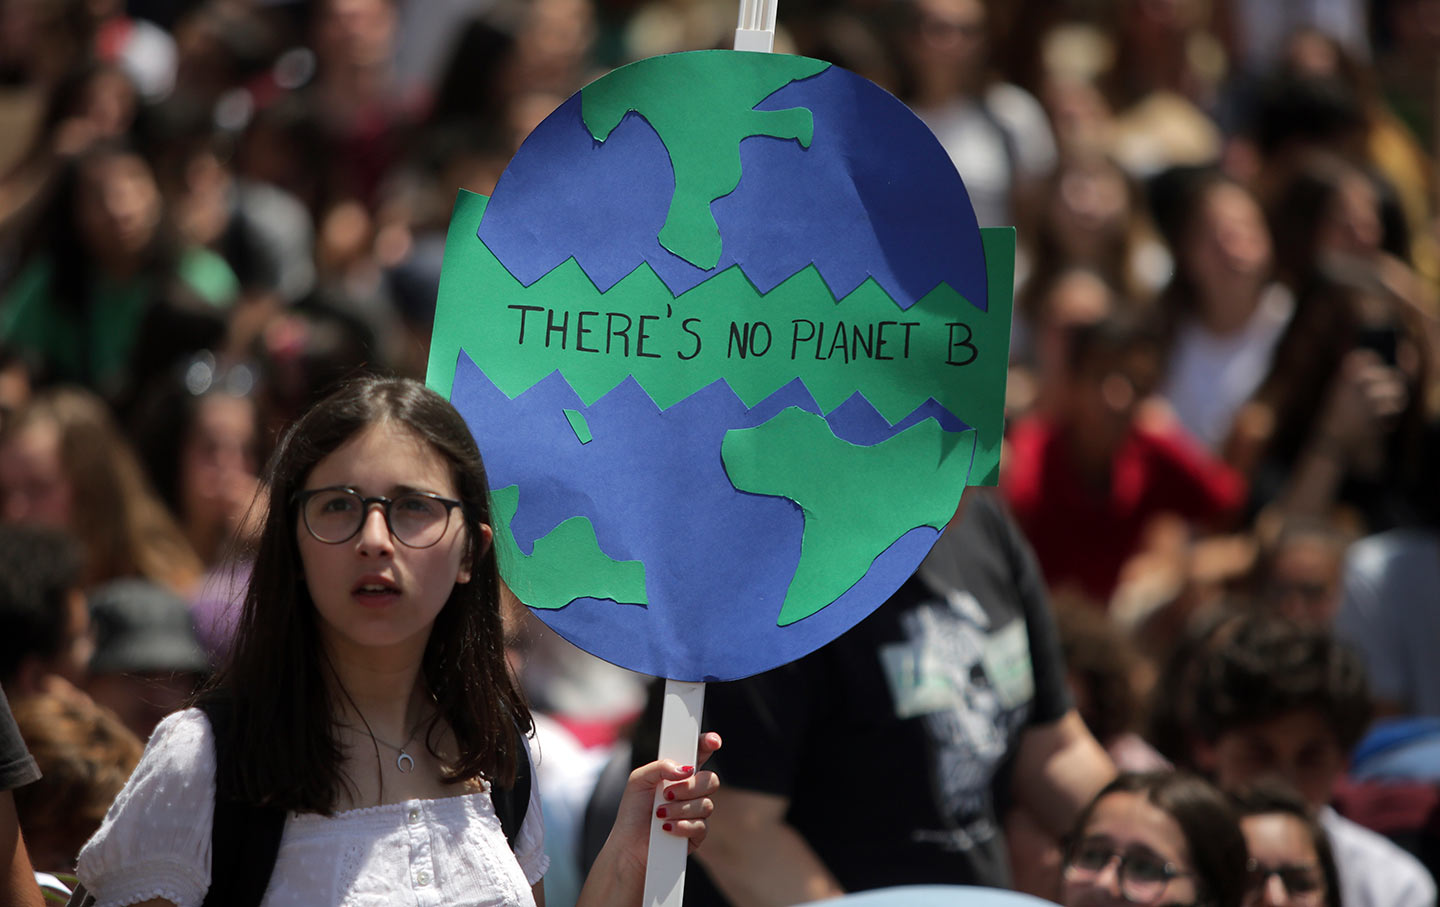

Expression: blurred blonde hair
xmin=3 ymin=386 xmax=202 ymax=595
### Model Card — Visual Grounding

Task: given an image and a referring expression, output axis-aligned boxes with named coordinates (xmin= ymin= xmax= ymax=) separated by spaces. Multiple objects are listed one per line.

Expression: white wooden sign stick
xmin=642 ymin=679 xmax=706 ymax=907
xmin=734 ymin=0 xmax=777 ymax=53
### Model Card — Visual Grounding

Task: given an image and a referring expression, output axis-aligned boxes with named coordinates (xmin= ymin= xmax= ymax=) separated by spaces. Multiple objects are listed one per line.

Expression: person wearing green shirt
xmin=0 ymin=140 xmax=238 ymax=400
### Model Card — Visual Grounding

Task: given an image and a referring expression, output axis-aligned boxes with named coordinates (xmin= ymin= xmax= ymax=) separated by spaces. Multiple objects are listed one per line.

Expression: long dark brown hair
xmin=1247 ymin=266 xmax=1432 ymax=522
xmin=202 ymin=375 xmax=530 ymax=813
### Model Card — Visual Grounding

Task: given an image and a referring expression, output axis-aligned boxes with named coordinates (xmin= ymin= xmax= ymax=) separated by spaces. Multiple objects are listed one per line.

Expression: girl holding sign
xmin=72 ymin=376 xmax=719 ymax=906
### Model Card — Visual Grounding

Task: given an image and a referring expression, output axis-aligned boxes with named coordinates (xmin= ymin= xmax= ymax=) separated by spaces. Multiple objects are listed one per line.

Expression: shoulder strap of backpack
xmin=199 ymin=698 xmax=288 ymax=907
xmin=490 ymin=718 xmax=532 ymax=851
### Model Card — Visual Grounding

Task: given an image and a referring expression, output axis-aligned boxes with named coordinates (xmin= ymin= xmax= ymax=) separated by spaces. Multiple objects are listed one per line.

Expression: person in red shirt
xmin=1003 ymin=314 xmax=1245 ymax=604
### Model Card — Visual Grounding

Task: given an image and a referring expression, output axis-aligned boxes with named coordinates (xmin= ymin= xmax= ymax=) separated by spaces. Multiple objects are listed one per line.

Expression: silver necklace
xmin=344 ymin=721 xmax=423 ymax=773
xmin=370 ymin=726 xmax=420 ymax=773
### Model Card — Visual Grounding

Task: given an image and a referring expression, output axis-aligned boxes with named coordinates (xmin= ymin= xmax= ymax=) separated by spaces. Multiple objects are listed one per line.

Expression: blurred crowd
xmin=0 ymin=0 xmax=1437 ymax=904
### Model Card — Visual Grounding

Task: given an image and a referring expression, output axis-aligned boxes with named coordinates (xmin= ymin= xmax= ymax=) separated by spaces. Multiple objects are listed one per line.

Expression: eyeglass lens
xmin=1067 ymin=839 xmax=1178 ymax=901
xmin=1248 ymin=863 xmax=1325 ymax=899
xmin=303 ymin=489 xmax=453 ymax=547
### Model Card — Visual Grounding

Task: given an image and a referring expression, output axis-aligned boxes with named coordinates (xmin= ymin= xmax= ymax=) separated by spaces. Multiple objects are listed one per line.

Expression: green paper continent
xmin=490 ymin=484 xmax=648 ymax=609
xmin=722 ymin=408 xmax=977 ymax=626
xmin=564 ymin=408 xmax=593 ymax=444
xmin=581 ymin=52 xmax=830 ymax=270
xmin=428 ymin=192 xmax=1015 ymax=492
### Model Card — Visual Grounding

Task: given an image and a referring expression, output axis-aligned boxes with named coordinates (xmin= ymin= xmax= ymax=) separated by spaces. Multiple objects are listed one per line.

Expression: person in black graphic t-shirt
xmin=695 ymin=490 xmax=1115 ymax=904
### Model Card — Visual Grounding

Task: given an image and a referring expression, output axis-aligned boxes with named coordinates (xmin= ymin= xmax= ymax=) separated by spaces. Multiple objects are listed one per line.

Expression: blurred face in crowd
xmin=1048 ymin=161 xmax=1132 ymax=261
xmin=1316 ymin=174 xmax=1382 ymax=261
xmin=51 ymin=67 xmax=139 ymax=157
xmin=74 ymin=152 xmax=162 ymax=271
xmin=1263 ymin=536 xmax=1344 ymax=626
xmin=906 ymin=0 xmax=987 ymax=75
xmin=1063 ymin=791 xmax=1201 ymax=906
xmin=1242 ymin=812 xmax=1329 ymax=907
xmin=1198 ymin=710 xmax=1345 ymax=809
xmin=1043 ymin=77 xmax=1115 ymax=158
xmin=1284 ymin=30 xmax=1343 ymax=77
xmin=78 ymin=68 xmax=137 ymax=142
xmin=1036 ymin=270 xmax=1114 ymax=383
xmin=510 ymin=0 xmax=595 ymax=91
xmin=180 ymin=394 xmax=261 ymax=540
xmin=1184 ymin=183 xmax=1272 ymax=314
xmin=0 ymin=420 xmax=73 ymax=527
xmin=9 ymin=584 xmax=93 ymax=696
xmin=1065 ymin=340 xmax=1161 ymax=461
xmin=315 ymin=0 xmax=396 ymax=71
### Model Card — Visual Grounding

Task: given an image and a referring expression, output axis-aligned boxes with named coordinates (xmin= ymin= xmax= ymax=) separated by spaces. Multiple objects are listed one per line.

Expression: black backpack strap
xmin=199 ymin=699 xmax=288 ymax=907
xmin=490 ymin=719 xmax=532 ymax=851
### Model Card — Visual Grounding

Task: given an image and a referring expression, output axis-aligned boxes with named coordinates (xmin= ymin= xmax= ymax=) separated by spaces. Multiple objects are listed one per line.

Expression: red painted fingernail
xmin=657 ymin=807 xmax=668 ymax=819
xmin=662 ymin=822 xmax=673 ymax=832
xmin=665 ymin=790 xmax=675 ymax=800
xmin=681 ymin=765 xmax=694 ymax=774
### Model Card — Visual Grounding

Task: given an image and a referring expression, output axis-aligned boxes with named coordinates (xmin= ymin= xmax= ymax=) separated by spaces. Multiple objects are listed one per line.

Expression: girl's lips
xmin=352 ymin=575 xmax=401 ymax=601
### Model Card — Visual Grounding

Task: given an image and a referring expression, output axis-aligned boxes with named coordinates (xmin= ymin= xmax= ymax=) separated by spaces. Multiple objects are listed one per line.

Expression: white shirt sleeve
xmin=983 ymin=82 xmax=1058 ymax=180
xmin=512 ymin=734 xmax=551 ymax=886
xmin=77 ymin=708 xmax=215 ymax=907
xmin=1323 ymin=807 xmax=1437 ymax=907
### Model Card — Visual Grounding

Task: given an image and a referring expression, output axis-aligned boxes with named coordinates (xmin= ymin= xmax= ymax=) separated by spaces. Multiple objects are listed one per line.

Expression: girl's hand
xmin=606 ymin=732 xmax=722 ymax=873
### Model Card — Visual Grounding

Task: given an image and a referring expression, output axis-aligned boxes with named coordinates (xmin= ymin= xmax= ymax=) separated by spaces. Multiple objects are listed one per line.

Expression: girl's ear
xmin=457 ymin=523 xmax=493 ymax=585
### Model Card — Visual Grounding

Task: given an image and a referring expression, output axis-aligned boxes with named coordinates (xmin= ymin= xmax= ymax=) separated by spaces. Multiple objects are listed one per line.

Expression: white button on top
xmin=407 ymin=807 xmax=420 ymax=824
xmin=417 ymin=870 xmax=431 ymax=886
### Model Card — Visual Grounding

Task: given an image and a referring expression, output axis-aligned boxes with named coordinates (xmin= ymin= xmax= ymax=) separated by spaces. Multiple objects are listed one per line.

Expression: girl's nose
xmin=1094 ymin=855 xmax=1124 ymax=896
xmin=1261 ymin=874 xmax=1289 ymax=906
xmin=355 ymin=504 xmax=394 ymax=554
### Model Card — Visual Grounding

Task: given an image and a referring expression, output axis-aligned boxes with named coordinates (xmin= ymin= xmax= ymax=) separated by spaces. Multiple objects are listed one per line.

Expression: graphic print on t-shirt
xmin=880 ymin=592 xmax=1034 ymax=822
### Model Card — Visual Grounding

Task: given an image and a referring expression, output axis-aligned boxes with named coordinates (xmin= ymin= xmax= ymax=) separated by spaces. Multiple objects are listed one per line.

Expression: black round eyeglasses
xmin=1065 ymin=837 xmax=1195 ymax=904
xmin=294 ymin=487 xmax=464 ymax=549
xmin=1245 ymin=860 xmax=1325 ymax=905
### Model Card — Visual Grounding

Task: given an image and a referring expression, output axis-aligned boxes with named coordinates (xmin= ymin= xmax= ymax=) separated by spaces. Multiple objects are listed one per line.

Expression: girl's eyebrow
xmin=1120 ymin=843 xmax=1172 ymax=863
xmin=389 ymin=483 xmax=450 ymax=496
xmin=307 ymin=483 xmax=446 ymax=496
xmin=1076 ymin=833 xmax=1118 ymax=850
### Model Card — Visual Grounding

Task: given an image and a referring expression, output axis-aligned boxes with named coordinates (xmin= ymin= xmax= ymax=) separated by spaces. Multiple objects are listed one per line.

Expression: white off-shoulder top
xmin=76 ymin=709 xmax=549 ymax=907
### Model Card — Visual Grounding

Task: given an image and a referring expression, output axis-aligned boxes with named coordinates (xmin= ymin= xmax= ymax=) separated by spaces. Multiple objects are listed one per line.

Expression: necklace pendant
xmin=396 ymin=750 xmax=415 ymax=773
